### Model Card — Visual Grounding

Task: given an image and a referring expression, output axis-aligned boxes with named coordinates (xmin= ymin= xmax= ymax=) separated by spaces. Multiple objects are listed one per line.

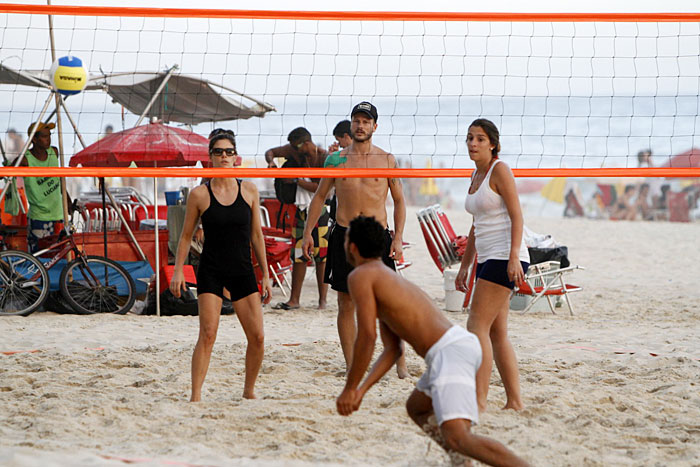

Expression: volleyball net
xmin=1 ymin=4 xmax=700 ymax=180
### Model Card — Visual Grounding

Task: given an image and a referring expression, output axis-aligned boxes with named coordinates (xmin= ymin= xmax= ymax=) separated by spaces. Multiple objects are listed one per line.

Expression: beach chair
xmin=515 ymin=261 xmax=584 ymax=316
xmin=416 ymin=205 xmax=478 ymax=310
xmin=252 ymin=226 xmax=293 ymax=298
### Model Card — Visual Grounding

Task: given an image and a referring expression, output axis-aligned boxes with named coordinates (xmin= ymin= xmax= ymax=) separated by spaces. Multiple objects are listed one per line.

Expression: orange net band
xmin=1 ymin=4 xmax=699 ymax=22
xmin=1 ymin=167 xmax=698 ymax=178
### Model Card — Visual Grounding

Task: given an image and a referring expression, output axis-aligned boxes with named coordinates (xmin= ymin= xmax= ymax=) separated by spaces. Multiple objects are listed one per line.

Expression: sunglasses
xmin=210 ymin=147 xmax=237 ymax=157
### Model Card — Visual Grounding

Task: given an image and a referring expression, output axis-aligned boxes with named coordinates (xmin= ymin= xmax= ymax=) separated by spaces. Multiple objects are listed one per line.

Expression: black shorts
xmin=196 ymin=263 xmax=259 ymax=301
xmin=475 ymin=259 xmax=530 ymax=290
xmin=324 ymin=223 xmax=396 ymax=293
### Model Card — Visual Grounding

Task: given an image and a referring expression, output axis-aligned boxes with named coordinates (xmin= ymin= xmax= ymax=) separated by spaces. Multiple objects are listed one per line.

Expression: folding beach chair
xmin=252 ymin=226 xmax=293 ymax=298
xmin=416 ymin=204 xmax=477 ymax=310
xmin=515 ymin=261 xmax=584 ymax=316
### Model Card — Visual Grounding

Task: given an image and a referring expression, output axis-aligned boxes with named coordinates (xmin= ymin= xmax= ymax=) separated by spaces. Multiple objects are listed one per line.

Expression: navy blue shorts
xmin=475 ymin=259 xmax=530 ymax=290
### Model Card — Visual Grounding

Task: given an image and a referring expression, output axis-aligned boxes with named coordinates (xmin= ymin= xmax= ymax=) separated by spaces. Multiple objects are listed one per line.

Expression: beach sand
xmin=1 ymin=207 xmax=699 ymax=466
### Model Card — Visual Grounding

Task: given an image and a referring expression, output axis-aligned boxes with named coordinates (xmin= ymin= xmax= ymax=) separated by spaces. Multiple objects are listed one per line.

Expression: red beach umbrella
xmin=69 ymin=121 xmax=209 ymax=167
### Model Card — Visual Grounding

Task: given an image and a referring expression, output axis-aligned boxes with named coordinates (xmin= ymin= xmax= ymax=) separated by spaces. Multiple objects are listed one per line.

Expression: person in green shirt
xmin=18 ymin=121 xmax=67 ymax=253
xmin=324 ymin=120 xmax=352 ymax=224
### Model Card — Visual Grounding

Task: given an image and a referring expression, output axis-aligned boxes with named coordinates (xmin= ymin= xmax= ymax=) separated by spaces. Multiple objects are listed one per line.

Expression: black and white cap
xmin=351 ymin=101 xmax=378 ymax=121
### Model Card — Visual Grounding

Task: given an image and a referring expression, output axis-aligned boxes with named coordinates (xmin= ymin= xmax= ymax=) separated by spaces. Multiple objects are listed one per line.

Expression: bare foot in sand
xmin=243 ymin=390 xmax=256 ymax=399
xmin=318 ymin=299 xmax=327 ymax=310
xmin=397 ymin=362 xmax=409 ymax=379
xmin=502 ymin=400 xmax=524 ymax=411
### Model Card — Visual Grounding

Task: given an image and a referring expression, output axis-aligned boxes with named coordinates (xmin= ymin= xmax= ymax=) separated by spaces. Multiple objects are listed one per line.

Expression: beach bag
xmin=3 ymin=177 xmax=20 ymax=216
xmin=274 ymin=158 xmax=299 ymax=205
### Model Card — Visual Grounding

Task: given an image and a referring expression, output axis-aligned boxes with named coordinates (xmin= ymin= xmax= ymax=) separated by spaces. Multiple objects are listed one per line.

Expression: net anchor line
xmin=1 ymin=167 xmax=699 ymax=178
xmin=2 ymin=5 xmax=700 ymax=22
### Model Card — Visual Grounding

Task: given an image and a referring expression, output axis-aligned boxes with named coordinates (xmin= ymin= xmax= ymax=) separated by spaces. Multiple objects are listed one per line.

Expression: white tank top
xmin=464 ymin=160 xmax=529 ymax=264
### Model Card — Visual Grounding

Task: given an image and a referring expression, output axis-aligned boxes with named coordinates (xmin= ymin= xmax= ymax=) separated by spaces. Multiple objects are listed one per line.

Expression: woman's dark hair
xmin=348 ymin=216 xmax=385 ymax=259
xmin=208 ymin=128 xmax=236 ymax=153
xmin=469 ymin=118 xmax=501 ymax=158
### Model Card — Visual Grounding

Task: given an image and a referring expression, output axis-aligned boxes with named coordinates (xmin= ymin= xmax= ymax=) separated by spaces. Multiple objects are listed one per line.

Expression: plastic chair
xmin=515 ymin=262 xmax=584 ymax=316
xmin=253 ymin=226 xmax=293 ymax=297
xmin=416 ymin=204 xmax=477 ymax=310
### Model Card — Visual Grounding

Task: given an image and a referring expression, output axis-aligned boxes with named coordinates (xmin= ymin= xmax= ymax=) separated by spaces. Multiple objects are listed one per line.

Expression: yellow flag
xmin=540 ymin=177 xmax=567 ymax=204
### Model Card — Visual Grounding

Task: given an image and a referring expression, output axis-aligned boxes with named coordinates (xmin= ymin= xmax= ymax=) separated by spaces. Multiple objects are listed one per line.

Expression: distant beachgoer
xmin=336 ymin=215 xmax=530 ymax=467
xmin=611 ymin=185 xmax=637 ymax=220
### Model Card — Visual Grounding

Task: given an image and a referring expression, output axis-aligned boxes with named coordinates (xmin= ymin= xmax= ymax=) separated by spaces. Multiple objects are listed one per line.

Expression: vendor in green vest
xmin=18 ymin=121 xmax=68 ymax=253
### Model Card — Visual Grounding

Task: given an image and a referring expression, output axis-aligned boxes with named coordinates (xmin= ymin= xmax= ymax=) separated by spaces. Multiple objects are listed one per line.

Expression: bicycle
xmin=0 ymin=210 xmax=136 ymax=317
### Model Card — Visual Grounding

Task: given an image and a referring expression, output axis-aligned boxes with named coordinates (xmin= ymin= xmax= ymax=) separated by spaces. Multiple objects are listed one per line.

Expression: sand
xmin=1 ymin=206 xmax=699 ymax=466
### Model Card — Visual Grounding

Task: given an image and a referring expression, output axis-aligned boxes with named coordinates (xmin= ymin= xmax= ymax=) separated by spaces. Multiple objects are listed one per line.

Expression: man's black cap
xmin=351 ymin=101 xmax=378 ymax=121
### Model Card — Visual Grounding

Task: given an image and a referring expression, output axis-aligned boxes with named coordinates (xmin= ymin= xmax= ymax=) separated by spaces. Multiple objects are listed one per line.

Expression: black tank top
xmin=200 ymin=180 xmax=253 ymax=274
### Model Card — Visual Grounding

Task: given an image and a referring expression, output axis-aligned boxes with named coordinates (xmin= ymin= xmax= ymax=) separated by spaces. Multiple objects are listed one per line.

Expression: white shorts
xmin=416 ymin=325 xmax=482 ymax=426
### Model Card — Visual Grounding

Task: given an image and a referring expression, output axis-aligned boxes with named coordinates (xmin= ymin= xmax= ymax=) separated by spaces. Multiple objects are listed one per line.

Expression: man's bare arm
xmin=264 ymin=144 xmax=294 ymax=167
xmin=337 ymin=271 xmax=378 ymax=416
xmin=344 ymin=272 xmax=378 ymax=391
xmin=388 ymin=154 xmax=406 ymax=261
xmin=357 ymin=321 xmax=402 ymax=396
xmin=301 ymin=177 xmax=335 ymax=259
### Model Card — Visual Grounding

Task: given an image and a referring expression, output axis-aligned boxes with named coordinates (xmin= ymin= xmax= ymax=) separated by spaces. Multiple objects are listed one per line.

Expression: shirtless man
xmin=301 ymin=102 xmax=408 ymax=378
xmin=336 ymin=216 xmax=529 ymax=467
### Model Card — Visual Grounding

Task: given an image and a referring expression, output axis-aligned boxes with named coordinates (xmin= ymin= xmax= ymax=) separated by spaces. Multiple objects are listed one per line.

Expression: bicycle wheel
xmin=0 ymin=250 xmax=49 ymax=316
xmin=59 ymin=255 xmax=136 ymax=315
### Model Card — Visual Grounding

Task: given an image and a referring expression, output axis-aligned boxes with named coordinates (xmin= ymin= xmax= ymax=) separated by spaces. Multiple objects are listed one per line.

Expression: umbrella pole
xmin=134 ymin=65 xmax=178 ymax=127
xmin=154 ymin=177 xmax=160 ymax=317
xmin=101 ymin=177 xmax=108 ymax=257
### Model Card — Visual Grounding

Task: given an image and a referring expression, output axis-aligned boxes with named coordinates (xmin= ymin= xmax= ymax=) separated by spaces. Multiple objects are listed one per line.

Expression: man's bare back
xmin=348 ymin=259 xmax=453 ymax=358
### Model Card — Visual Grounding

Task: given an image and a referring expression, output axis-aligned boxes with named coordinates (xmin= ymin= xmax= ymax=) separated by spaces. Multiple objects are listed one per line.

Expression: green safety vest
xmin=23 ymin=147 xmax=64 ymax=221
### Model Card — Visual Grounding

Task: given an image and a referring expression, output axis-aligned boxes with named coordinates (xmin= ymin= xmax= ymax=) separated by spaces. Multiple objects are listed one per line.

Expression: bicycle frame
xmin=31 ymin=233 xmax=102 ymax=285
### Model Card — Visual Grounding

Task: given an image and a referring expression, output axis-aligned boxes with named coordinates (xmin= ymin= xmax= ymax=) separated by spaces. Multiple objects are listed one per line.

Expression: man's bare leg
xmin=282 ymin=261 xmax=306 ymax=308
xmin=337 ymin=291 xmax=356 ymax=369
xmin=396 ymin=341 xmax=409 ymax=379
xmin=315 ymin=261 xmax=328 ymax=309
xmin=191 ymin=293 xmax=223 ymax=402
xmin=233 ymin=293 xmax=265 ymax=399
xmin=406 ymin=390 xmax=470 ymax=466
xmin=441 ymin=419 xmax=530 ymax=467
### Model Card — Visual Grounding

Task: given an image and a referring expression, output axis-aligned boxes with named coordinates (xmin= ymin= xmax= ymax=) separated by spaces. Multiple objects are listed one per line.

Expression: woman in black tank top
xmin=170 ymin=130 xmax=271 ymax=401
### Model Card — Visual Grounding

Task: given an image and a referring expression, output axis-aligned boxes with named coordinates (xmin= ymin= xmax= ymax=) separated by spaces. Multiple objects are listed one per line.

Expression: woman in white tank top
xmin=455 ymin=119 xmax=528 ymax=413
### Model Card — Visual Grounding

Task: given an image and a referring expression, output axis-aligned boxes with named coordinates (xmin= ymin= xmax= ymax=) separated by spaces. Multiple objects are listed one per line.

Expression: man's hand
xmin=301 ymin=233 xmax=314 ymax=260
xmin=389 ymin=236 xmax=404 ymax=263
xmin=336 ymin=387 xmax=363 ymax=416
xmin=328 ymin=141 xmax=340 ymax=153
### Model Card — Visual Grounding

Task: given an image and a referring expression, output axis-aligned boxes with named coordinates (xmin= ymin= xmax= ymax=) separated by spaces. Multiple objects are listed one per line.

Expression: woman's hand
xmin=507 ymin=258 xmax=525 ymax=287
xmin=260 ymin=276 xmax=273 ymax=305
xmin=455 ymin=266 xmax=470 ymax=292
xmin=169 ymin=269 xmax=187 ymax=298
